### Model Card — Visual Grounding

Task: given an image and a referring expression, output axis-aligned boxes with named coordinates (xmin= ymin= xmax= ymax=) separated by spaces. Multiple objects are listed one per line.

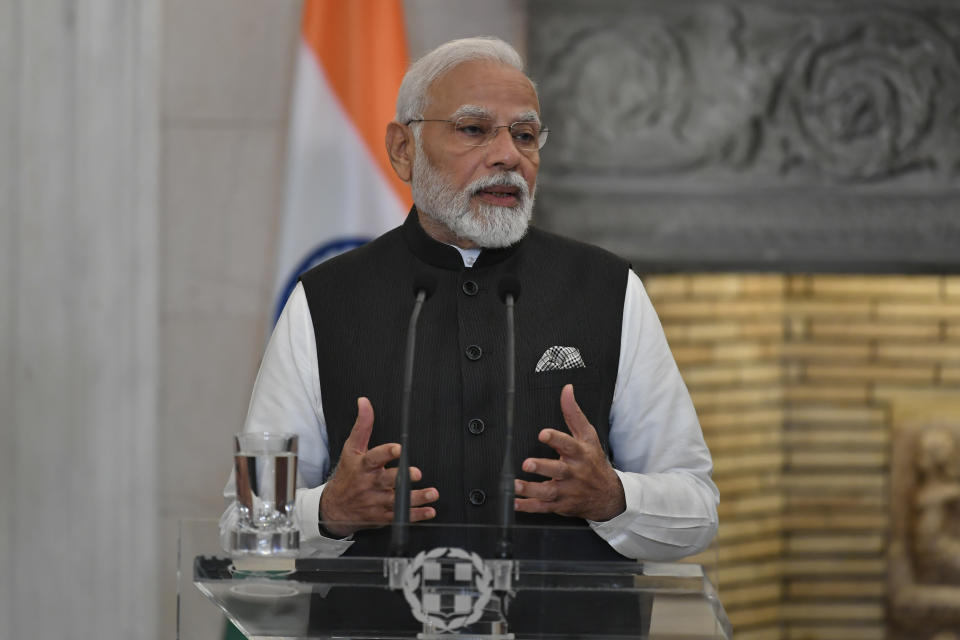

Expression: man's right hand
xmin=319 ymin=397 xmax=439 ymax=537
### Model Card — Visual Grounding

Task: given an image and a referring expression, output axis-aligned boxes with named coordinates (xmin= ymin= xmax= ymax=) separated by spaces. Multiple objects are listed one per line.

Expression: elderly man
xmin=225 ymin=37 xmax=718 ymax=561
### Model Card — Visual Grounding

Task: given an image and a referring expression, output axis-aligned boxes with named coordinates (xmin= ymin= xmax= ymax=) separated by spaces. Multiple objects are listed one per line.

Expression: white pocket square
xmin=535 ymin=346 xmax=586 ymax=372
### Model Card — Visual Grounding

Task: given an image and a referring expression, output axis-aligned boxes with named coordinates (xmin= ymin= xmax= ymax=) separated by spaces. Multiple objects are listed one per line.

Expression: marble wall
xmin=0 ymin=0 xmax=16 ymax=633
xmin=1 ymin=0 xmax=161 ymax=638
xmin=158 ymin=2 xmax=302 ymax=634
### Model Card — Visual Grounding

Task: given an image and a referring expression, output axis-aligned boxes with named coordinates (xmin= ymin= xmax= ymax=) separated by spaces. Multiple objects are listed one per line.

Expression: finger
xmin=410 ymin=506 xmax=437 ymax=522
xmin=362 ymin=442 xmax=402 ymax=470
xmin=373 ymin=465 xmax=423 ymax=489
xmin=538 ymin=428 xmax=582 ymax=457
xmin=514 ymin=498 xmax=553 ymax=514
xmin=410 ymin=487 xmax=439 ymax=507
xmin=514 ymin=478 xmax=559 ymax=501
xmin=343 ymin=397 xmax=375 ymax=453
xmin=520 ymin=458 xmax=570 ymax=480
xmin=560 ymin=384 xmax=600 ymax=444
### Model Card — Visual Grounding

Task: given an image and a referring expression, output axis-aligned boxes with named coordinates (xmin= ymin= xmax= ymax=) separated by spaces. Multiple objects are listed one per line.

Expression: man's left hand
xmin=514 ymin=384 xmax=627 ymax=522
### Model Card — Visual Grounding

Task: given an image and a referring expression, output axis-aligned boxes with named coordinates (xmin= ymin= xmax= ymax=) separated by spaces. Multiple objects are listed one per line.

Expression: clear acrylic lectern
xmin=179 ymin=519 xmax=731 ymax=639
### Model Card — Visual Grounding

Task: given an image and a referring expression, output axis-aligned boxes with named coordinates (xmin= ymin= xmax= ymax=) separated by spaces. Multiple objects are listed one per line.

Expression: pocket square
xmin=535 ymin=346 xmax=586 ymax=372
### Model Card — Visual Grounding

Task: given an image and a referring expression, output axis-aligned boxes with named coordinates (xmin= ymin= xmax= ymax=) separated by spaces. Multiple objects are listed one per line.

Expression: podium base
xmin=418 ymin=617 xmax=514 ymax=639
xmin=419 ymin=629 xmax=513 ymax=639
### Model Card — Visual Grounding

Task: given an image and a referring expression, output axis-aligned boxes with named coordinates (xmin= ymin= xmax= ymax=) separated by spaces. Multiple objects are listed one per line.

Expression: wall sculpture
xmin=527 ymin=0 xmax=960 ymax=271
xmin=889 ymin=422 xmax=960 ymax=639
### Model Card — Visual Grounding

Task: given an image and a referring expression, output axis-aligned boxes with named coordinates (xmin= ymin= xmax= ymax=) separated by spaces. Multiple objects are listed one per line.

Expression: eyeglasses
xmin=406 ymin=116 xmax=549 ymax=152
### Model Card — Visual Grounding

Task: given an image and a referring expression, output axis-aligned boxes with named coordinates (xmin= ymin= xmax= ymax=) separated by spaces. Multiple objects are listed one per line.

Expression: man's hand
xmin=319 ymin=397 xmax=439 ymax=537
xmin=514 ymin=384 xmax=626 ymax=522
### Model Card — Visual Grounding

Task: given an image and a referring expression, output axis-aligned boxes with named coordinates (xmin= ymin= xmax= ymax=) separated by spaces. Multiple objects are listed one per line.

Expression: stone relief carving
xmin=531 ymin=1 xmax=960 ymax=185
xmin=535 ymin=4 xmax=766 ymax=178
xmin=889 ymin=422 xmax=960 ymax=640
xmin=769 ymin=10 xmax=960 ymax=183
xmin=528 ymin=0 xmax=960 ymax=270
xmin=912 ymin=428 xmax=960 ymax=585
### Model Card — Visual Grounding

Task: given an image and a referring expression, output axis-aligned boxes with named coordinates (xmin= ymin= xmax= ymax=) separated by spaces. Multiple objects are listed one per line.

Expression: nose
xmin=484 ymin=126 xmax=522 ymax=170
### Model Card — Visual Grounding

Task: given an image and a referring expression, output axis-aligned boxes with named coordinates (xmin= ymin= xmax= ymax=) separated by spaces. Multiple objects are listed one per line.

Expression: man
xmin=223 ymin=37 xmax=718 ymax=561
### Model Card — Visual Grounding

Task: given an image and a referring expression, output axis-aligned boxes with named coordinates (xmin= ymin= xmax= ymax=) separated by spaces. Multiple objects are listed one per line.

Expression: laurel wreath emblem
xmin=401 ymin=547 xmax=494 ymax=632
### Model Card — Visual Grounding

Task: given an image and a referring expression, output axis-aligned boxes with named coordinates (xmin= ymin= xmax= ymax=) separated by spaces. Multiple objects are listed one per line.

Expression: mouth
xmin=474 ymin=185 xmax=521 ymax=207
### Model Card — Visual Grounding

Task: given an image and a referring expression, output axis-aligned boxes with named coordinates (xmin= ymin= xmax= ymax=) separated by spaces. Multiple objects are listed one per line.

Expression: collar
xmin=449 ymin=245 xmax=481 ymax=267
xmin=401 ymin=207 xmax=522 ymax=270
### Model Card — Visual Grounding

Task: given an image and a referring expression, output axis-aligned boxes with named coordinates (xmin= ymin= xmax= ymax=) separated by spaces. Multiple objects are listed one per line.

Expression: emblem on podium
xmin=401 ymin=547 xmax=502 ymax=636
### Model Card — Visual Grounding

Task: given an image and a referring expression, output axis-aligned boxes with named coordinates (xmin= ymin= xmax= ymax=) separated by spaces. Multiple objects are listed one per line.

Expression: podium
xmin=179 ymin=519 xmax=732 ymax=639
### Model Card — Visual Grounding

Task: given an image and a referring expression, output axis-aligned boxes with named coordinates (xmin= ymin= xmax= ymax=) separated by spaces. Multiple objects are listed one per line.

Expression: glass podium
xmin=179 ymin=519 xmax=731 ymax=639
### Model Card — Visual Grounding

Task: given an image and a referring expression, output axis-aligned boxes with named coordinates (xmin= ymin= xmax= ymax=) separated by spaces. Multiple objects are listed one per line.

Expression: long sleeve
xmin=587 ymin=271 xmax=719 ymax=560
xmin=220 ymin=282 xmax=353 ymax=556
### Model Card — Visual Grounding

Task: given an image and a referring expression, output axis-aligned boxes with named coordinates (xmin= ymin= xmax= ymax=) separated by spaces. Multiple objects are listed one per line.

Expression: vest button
xmin=467 ymin=418 xmax=485 ymax=435
xmin=468 ymin=489 xmax=486 ymax=506
xmin=465 ymin=345 xmax=483 ymax=361
xmin=462 ymin=280 xmax=479 ymax=296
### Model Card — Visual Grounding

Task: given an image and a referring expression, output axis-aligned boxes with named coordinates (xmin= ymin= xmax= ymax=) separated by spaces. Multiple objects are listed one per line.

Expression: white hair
xmin=395 ymin=36 xmax=527 ymax=123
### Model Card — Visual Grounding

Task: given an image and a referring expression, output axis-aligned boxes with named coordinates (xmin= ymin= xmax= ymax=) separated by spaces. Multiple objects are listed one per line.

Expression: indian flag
xmin=272 ymin=0 xmax=410 ymax=322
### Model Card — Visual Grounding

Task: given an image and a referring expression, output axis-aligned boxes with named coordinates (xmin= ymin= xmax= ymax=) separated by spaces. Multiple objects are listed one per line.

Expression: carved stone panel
xmin=889 ymin=417 xmax=960 ymax=639
xmin=528 ymin=0 xmax=960 ymax=271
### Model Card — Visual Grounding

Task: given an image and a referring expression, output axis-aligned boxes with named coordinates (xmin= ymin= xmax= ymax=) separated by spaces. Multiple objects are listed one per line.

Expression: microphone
xmin=496 ymin=276 xmax=521 ymax=559
xmin=390 ymin=273 xmax=438 ymax=556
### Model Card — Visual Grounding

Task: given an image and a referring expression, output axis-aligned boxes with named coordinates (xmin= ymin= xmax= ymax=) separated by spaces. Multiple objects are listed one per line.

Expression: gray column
xmin=0 ymin=0 xmax=18 ymax=630
xmin=1 ymin=1 xmax=160 ymax=637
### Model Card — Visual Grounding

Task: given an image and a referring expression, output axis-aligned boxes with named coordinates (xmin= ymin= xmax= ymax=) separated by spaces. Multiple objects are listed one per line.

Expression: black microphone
xmin=390 ymin=273 xmax=437 ymax=556
xmin=496 ymin=276 xmax=521 ymax=559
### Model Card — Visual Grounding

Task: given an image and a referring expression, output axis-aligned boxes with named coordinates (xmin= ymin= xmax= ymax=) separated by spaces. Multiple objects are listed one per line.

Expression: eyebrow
xmin=514 ymin=110 xmax=541 ymax=126
xmin=450 ymin=104 xmax=493 ymax=120
xmin=450 ymin=105 xmax=542 ymax=126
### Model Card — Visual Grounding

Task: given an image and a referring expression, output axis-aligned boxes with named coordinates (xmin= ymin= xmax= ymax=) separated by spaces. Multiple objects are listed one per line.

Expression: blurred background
xmin=3 ymin=1 xmax=960 ymax=639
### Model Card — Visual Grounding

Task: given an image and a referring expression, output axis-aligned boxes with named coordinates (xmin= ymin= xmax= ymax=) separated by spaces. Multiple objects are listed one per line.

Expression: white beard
xmin=410 ymin=137 xmax=535 ymax=248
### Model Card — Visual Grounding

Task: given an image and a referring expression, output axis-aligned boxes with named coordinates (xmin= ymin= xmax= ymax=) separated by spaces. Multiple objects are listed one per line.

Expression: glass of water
xmin=230 ymin=432 xmax=299 ymax=556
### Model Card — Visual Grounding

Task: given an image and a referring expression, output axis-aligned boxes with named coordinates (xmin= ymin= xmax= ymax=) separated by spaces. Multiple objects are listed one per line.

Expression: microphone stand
xmin=390 ymin=279 xmax=432 ymax=557
xmin=497 ymin=279 xmax=519 ymax=560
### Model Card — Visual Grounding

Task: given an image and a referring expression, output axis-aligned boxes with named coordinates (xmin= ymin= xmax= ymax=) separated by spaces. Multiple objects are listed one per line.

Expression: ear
xmin=385 ymin=121 xmax=414 ymax=183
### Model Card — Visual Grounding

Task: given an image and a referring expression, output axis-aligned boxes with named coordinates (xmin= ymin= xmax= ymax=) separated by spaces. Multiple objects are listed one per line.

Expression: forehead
xmin=425 ymin=59 xmax=540 ymax=119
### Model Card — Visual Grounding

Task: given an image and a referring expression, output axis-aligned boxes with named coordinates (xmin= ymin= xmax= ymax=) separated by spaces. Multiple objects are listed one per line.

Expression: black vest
xmin=300 ymin=210 xmax=630 ymax=559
